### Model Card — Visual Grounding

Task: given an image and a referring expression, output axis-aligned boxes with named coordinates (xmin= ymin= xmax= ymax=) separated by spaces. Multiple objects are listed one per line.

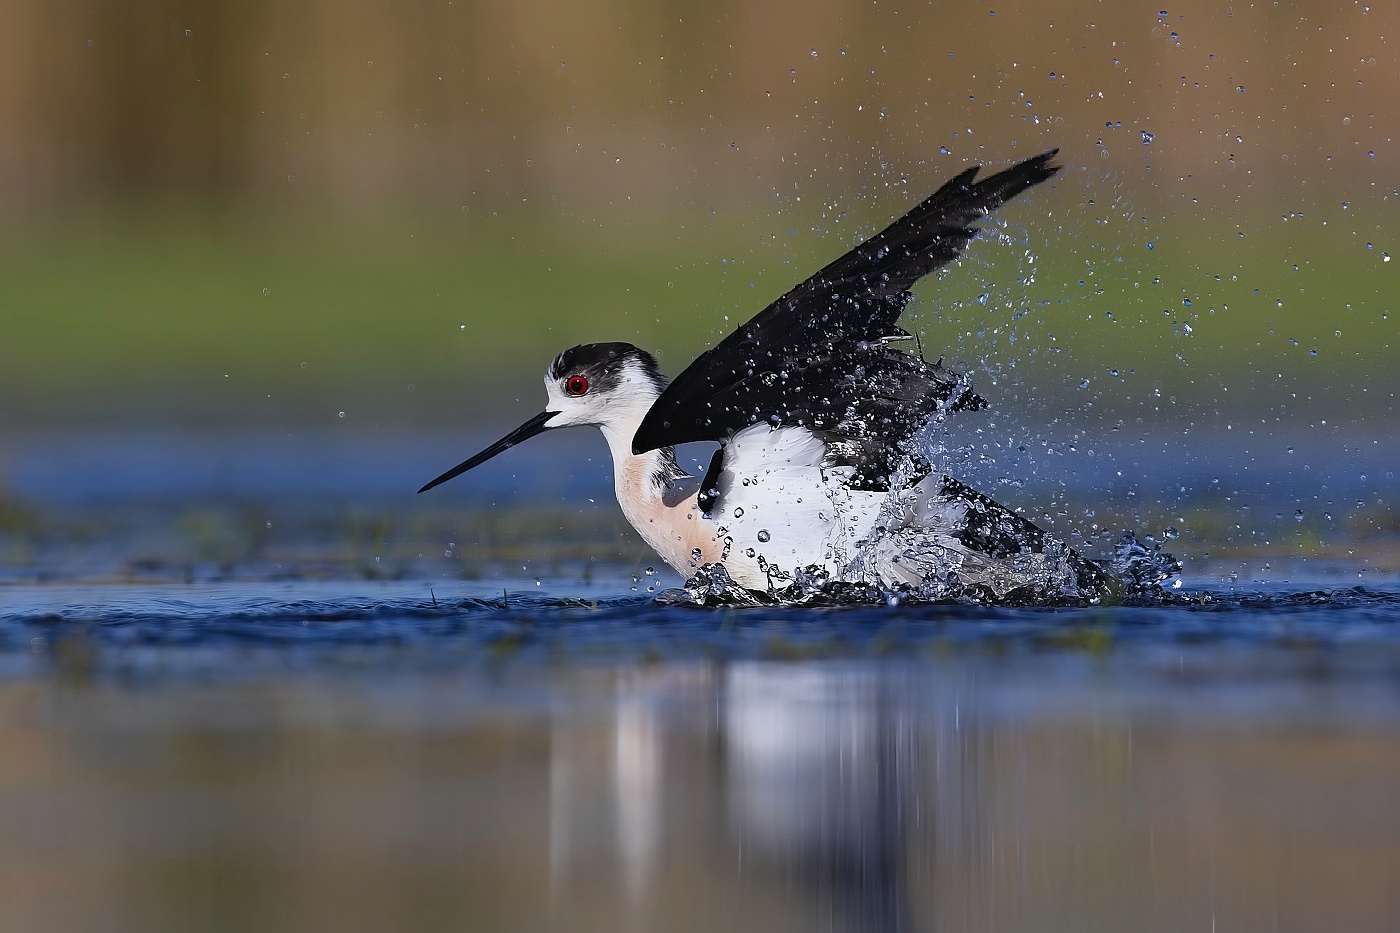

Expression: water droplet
xmin=1183 ymin=298 xmax=1193 ymax=307
xmin=1164 ymin=526 xmax=1180 ymax=540
xmin=756 ymin=529 xmax=771 ymax=543
xmin=1308 ymin=347 xmax=1318 ymax=356
xmin=1170 ymin=31 xmax=1179 ymax=40
xmin=733 ymin=507 xmax=745 ymax=518
xmin=939 ymin=145 xmax=950 ymax=155
xmin=809 ymin=48 xmax=818 ymax=57
xmin=644 ymin=566 xmax=655 ymax=576
xmin=1141 ymin=130 xmax=1154 ymax=146
xmin=1236 ymin=85 xmax=1246 ymax=93
xmin=261 ymin=287 xmax=271 ymax=297
xmin=1294 ymin=510 xmax=1304 ymax=521
xmin=690 ymin=548 xmax=703 ymax=563
xmin=1078 ymin=378 xmax=1091 ymax=389
xmin=337 ymin=411 xmax=346 ymax=419
xmin=1109 ymin=369 xmax=1120 ymax=377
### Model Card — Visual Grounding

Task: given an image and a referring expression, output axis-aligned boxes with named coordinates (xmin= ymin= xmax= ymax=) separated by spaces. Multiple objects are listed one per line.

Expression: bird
xmin=420 ymin=150 xmax=1111 ymax=603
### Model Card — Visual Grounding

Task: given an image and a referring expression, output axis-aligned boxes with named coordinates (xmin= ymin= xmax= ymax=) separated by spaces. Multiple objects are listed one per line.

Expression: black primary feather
xmin=632 ymin=150 xmax=1060 ymax=469
xmin=935 ymin=475 xmax=1113 ymax=599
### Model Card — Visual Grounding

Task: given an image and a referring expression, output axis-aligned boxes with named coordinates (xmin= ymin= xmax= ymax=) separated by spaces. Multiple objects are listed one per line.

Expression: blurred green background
xmin=0 ymin=0 xmax=1395 ymax=580
xmin=1 ymin=0 xmax=1393 ymax=430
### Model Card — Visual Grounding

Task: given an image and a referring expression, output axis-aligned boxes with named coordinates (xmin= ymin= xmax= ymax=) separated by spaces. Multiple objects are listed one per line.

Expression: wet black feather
xmin=937 ymin=475 xmax=1112 ymax=596
xmin=633 ymin=151 xmax=1060 ymax=480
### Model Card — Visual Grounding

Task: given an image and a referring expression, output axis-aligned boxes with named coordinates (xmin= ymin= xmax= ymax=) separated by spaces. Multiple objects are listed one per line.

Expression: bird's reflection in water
xmin=547 ymin=663 xmax=930 ymax=932
xmin=543 ymin=656 xmax=1400 ymax=932
xmin=547 ymin=665 xmax=720 ymax=926
xmin=613 ymin=679 xmax=663 ymax=899
xmin=724 ymin=664 xmax=917 ymax=932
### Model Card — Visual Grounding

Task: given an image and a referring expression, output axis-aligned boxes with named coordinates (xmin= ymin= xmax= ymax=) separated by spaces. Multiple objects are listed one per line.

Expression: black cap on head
xmin=548 ymin=342 xmax=667 ymax=393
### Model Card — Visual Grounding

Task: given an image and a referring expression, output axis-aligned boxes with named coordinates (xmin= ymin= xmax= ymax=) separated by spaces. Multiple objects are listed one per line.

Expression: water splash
xmin=1108 ymin=529 xmax=1184 ymax=597
xmin=670 ymin=496 xmax=1182 ymax=609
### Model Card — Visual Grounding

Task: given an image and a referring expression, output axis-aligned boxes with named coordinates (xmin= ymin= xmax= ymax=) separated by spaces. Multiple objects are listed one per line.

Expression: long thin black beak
xmin=417 ymin=410 xmax=558 ymax=494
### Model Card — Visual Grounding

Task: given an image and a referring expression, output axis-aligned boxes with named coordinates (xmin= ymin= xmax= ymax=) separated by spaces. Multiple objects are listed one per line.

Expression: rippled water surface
xmin=0 ymin=429 xmax=1396 ymax=931
xmin=2 ymin=567 xmax=1398 ymax=932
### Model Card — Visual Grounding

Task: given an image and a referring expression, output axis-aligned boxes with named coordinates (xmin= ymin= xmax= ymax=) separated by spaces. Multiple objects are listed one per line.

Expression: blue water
xmin=1 ymin=427 xmax=1398 ymax=930
xmin=3 ymin=577 xmax=1398 ymax=932
xmin=5 ymin=577 xmax=1399 ymax=679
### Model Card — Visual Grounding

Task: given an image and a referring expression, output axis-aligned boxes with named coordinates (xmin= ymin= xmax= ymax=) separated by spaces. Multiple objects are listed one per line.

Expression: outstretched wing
xmin=633 ymin=150 xmax=1061 ymax=470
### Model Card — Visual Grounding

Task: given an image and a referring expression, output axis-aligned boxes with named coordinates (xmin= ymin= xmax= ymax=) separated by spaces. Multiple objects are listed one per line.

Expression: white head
xmin=419 ymin=342 xmax=668 ymax=493
xmin=541 ymin=343 xmax=668 ymax=431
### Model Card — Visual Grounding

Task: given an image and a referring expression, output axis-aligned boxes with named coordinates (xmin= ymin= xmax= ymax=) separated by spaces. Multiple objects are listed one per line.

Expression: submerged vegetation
xmin=1 ymin=493 xmax=1391 ymax=591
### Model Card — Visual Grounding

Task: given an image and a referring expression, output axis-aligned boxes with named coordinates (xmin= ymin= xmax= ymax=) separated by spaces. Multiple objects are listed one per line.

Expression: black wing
xmin=633 ymin=150 xmax=1061 ymax=468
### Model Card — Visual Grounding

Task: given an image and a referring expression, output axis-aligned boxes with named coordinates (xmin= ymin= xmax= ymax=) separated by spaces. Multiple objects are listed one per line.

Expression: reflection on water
xmin=725 ymin=665 xmax=909 ymax=930
xmin=3 ymin=607 xmax=1397 ymax=932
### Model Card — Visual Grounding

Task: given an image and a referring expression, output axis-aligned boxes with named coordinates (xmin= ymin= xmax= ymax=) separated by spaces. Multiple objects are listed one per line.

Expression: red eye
xmin=566 ymin=374 xmax=589 ymax=396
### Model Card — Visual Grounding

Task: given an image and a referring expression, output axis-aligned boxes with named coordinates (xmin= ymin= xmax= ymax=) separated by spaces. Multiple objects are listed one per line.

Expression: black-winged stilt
xmin=421 ymin=150 xmax=1110 ymax=601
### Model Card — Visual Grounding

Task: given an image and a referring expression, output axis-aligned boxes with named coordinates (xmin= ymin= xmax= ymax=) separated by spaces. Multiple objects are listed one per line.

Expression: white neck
xmin=596 ymin=395 xmax=675 ymax=506
xmin=593 ymin=394 xmax=715 ymax=575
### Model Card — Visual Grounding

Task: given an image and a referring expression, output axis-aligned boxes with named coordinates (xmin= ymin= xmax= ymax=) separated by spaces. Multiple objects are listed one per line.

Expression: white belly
xmin=705 ymin=425 xmax=886 ymax=589
xmin=625 ymin=425 xmax=1077 ymax=598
